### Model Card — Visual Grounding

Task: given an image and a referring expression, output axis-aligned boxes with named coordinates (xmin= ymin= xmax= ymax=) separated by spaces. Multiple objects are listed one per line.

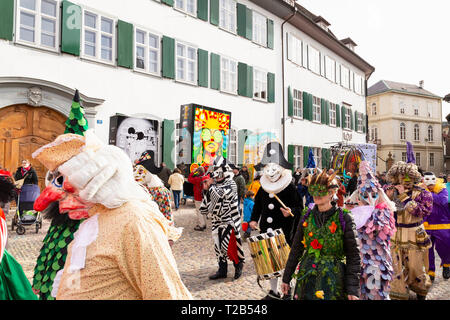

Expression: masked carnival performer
xmin=133 ymin=151 xmax=174 ymax=224
xmin=387 ymin=161 xmax=433 ymax=300
xmin=345 ymin=161 xmax=396 ymax=300
xmin=32 ymin=131 xmax=191 ymax=300
xmin=249 ymin=142 xmax=303 ymax=299
xmin=200 ymin=156 xmax=245 ymax=280
xmin=281 ymin=170 xmax=360 ymax=300
xmin=0 ymin=170 xmax=37 ymax=299
xmin=422 ymin=172 xmax=450 ymax=281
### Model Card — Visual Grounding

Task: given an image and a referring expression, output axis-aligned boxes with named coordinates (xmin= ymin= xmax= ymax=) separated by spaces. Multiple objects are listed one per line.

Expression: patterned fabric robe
xmin=390 ymin=185 xmax=433 ymax=299
xmin=200 ymin=178 xmax=244 ymax=265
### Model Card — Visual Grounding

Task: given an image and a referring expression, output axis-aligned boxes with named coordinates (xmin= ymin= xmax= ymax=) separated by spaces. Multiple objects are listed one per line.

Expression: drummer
xmin=280 ymin=170 xmax=361 ymax=300
xmin=249 ymin=142 xmax=303 ymax=300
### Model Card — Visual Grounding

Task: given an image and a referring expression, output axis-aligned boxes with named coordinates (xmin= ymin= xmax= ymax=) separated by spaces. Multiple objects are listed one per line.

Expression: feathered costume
xmin=0 ymin=170 xmax=37 ymax=300
xmin=347 ymin=161 xmax=396 ymax=300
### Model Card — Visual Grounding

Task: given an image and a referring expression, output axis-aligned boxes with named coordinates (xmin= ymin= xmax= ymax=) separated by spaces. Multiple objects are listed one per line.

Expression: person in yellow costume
xmin=31 ymin=130 xmax=191 ymax=300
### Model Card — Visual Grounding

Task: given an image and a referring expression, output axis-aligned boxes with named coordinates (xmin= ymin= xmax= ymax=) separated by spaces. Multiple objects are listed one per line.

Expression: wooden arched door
xmin=0 ymin=105 xmax=66 ymax=191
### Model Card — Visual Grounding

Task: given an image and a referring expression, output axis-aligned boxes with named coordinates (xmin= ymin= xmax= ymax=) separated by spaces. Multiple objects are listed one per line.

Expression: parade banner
xmin=109 ymin=114 xmax=159 ymax=163
xmin=178 ymin=104 xmax=231 ymax=173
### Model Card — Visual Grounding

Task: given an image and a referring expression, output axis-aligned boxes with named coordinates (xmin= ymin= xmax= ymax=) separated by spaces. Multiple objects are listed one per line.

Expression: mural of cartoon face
xmin=34 ymin=171 xmax=94 ymax=220
xmin=263 ymin=163 xmax=283 ymax=183
xmin=201 ymin=128 xmax=223 ymax=162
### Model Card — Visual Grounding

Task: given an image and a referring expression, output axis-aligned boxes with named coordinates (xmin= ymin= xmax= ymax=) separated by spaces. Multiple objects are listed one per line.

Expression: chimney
xmin=419 ymin=80 xmax=424 ymax=89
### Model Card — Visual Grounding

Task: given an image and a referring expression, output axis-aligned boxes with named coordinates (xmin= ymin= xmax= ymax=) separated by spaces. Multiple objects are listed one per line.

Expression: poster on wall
xmin=354 ymin=143 xmax=377 ymax=173
xmin=109 ymin=114 xmax=159 ymax=164
xmin=178 ymin=104 xmax=231 ymax=173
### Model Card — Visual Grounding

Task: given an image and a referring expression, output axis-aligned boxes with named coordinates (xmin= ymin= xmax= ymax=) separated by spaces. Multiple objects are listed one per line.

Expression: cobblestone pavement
xmin=5 ymin=205 xmax=450 ymax=300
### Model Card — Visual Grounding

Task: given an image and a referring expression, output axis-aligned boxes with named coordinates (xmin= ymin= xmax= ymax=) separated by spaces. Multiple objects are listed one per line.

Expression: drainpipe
xmin=281 ymin=6 xmax=297 ymax=151
xmin=365 ymin=78 xmax=368 ymax=143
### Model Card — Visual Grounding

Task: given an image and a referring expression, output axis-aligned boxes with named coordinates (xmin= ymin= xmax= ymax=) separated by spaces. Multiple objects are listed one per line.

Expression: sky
xmin=297 ymin=0 xmax=450 ymax=119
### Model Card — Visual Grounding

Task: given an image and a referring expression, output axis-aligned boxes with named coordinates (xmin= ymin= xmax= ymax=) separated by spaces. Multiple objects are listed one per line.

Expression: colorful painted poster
xmin=190 ymin=106 xmax=231 ymax=172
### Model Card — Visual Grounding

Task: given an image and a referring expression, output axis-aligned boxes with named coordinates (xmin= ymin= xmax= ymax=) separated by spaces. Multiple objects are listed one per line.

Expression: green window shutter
xmin=198 ymin=49 xmax=209 ymax=87
xmin=288 ymin=86 xmax=294 ymax=117
xmin=246 ymin=7 xmax=253 ymax=40
xmin=237 ymin=130 xmax=248 ymax=165
xmin=162 ymin=36 xmax=175 ymax=79
xmin=363 ymin=114 xmax=367 ymax=133
xmin=238 ymin=62 xmax=252 ymax=97
xmin=162 ymin=0 xmax=174 ymax=6
xmin=197 ymin=0 xmax=208 ymax=21
xmin=354 ymin=110 xmax=359 ymax=132
xmin=322 ymin=148 xmax=331 ymax=169
xmin=237 ymin=4 xmax=247 ymax=38
xmin=267 ymin=72 xmax=275 ymax=103
xmin=326 ymin=100 xmax=330 ymax=125
xmin=350 ymin=109 xmax=354 ymax=131
xmin=336 ymin=104 xmax=341 ymax=127
xmin=308 ymin=94 xmax=314 ymax=121
xmin=210 ymin=53 xmax=220 ymax=90
xmin=163 ymin=120 xmax=175 ymax=170
xmin=210 ymin=0 xmax=219 ymax=26
xmin=341 ymin=106 xmax=346 ymax=129
xmin=288 ymin=145 xmax=295 ymax=170
xmin=61 ymin=0 xmax=81 ymax=56
xmin=117 ymin=20 xmax=133 ymax=69
xmin=320 ymin=99 xmax=326 ymax=124
xmin=302 ymin=91 xmax=309 ymax=120
xmin=0 ymin=0 xmax=14 ymax=41
xmin=267 ymin=19 xmax=274 ymax=49
xmin=247 ymin=66 xmax=253 ymax=98
xmin=303 ymin=146 xmax=309 ymax=167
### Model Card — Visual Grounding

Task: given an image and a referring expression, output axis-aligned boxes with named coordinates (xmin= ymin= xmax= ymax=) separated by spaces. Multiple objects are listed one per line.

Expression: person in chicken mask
xmin=31 ymin=131 xmax=191 ymax=300
xmin=422 ymin=172 xmax=450 ymax=281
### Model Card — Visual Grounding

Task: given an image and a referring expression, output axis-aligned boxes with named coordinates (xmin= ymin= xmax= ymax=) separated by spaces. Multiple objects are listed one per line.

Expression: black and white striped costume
xmin=200 ymin=176 xmax=245 ymax=265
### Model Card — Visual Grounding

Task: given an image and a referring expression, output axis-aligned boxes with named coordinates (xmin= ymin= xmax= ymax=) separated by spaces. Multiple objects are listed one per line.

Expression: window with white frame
xmin=414 ymin=107 xmax=419 ymax=116
xmin=371 ymin=126 xmax=378 ymax=141
xmin=312 ymin=96 xmax=321 ymax=122
xmin=219 ymin=0 xmax=236 ymax=33
xmin=82 ymin=10 xmax=115 ymax=64
xmin=175 ymin=0 xmax=196 ymax=16
xmin=414 ymin=124 xmax=420 ymax=141
xmin=372 ymin=103 xmax=377 ymax=115
xmin=354 ymin=74 xmax=363 ymax=95
xmin=402 ymin=152 xmax=407 ymax=162
xmin=329 ymin=103 xmax=337 ymax=126
xmin=428 ymin=125 xmax=434 ymax=142
xmin=308 ymin=46 xmax=320 ymax=74
xmin=357 ymin=113 xmax=364 ymax=132
xmin=429 ymin=152 xmax=435 ymax=167
xmin=340 ymin=65 xmax=350 ymax=89
xmin=176 ymin=41 xmax=197 ymax=84
xmin=287 ymin=34 xmax=302 ymax=66
xmin=344 ymin=108 xmax=351 ymax=130
xmin=229 ymin=129 xmax=237 ymax=165
xmin=293 ymin=89 xmax=303 ymax=118
xmin=253 ymin=68 xmax=267 ymax=101
xmin=134 ymin=28 xmax=160 ymax=75
xmin=253 ymin=11 xmax=267 ymax=46
xmin=313 ymin=147 xmax=322 ymax=168
xmin=294 ymin=145 xmax=303 ymax=169
xmin=16 ymin=0 xmax=60 ymax=51
xmin=416 ymin=152 xmax=421 ymax=167
xmin=220 ymin=56 xmax=237 ymax=94
xmin=325 ymin=56 xmax=335 ymax=82
xmin=400 ymin=123 xmax=406 ymax=140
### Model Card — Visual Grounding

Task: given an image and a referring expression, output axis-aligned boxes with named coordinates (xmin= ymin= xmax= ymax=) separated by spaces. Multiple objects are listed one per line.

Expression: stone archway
xmin=0 ymin=105 xmax=67 ymax=191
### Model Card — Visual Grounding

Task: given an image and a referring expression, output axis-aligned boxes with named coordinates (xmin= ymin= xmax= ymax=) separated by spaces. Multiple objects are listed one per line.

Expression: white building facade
xmin=0 ymin=0 xmax=374 ymax=183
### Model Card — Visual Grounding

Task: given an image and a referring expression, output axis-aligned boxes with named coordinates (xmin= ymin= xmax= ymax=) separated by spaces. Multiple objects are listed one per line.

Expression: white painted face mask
xmin=263 ymin=163 xmax=283 ymax=183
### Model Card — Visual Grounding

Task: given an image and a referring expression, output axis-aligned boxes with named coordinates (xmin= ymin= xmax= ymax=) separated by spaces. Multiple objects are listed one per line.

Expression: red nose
xmin=34 ymin=185 xmax=65 ymax=212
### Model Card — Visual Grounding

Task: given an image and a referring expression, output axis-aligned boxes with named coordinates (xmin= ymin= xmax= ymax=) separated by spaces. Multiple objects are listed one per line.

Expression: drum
xmin=248 ymin=229 xmax=291 ymax=280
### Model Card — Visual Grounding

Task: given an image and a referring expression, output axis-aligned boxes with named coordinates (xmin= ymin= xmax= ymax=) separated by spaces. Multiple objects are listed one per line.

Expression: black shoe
xmin=430 ymin=275 xmax=435 ymax=282
xmin=262 ymin=290 xmax=281 ymax=300
xmin=233 ymin=261 xmax=244 ymax=279
xmin=417 ymin=294 xmax=427 ymax=300
xmin=209 ymin=262 xmax=227 ymax=280
xmin=443 ymin=267 xmax=450 ymax=280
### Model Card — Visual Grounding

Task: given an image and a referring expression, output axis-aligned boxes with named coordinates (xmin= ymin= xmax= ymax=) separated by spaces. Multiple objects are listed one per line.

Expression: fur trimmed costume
xmin=387 ymin=161 xmax=433 ymax=300
xmin=31 ymin=131 xmax=191 ymax=299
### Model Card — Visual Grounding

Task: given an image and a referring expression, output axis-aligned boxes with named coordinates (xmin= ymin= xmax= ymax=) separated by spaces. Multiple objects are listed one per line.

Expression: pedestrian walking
xmin=168 ymin=168 xmax=185 ymax=210
xmin=188 ymin=166 xmax=207 ymax=231
xmin=232 ymin=165 xmax=246 ymax=214
xmin=157 ymin=162 xmax=172 ymax=189
xmin=242 ymin=190 xmax=255 ymax=239
xmin=240 ymin=165 xmax=250 ymax=185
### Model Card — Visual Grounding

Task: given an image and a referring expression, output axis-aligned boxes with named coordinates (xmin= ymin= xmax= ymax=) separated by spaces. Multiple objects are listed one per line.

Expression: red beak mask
xmin=34 ymin=171 xmax=93 ymax=220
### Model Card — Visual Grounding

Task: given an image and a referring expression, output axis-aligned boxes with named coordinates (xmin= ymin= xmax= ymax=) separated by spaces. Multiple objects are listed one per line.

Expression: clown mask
xmin=34 ymin=170 xmax=93 ymax=220
xmin=263 ymin=163 xmax=283 ymax=183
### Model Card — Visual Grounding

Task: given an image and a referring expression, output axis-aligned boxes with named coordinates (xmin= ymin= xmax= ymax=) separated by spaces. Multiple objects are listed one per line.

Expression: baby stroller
xmin=180 ymin=181 xmax=195 ymax=206
xmin=11 ymin=184 xmax=42 ymax=235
